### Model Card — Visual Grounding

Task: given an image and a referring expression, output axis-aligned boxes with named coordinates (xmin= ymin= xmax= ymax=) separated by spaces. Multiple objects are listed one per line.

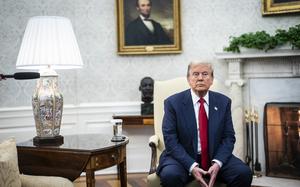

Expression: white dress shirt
xmin=189 ymin=89 xmax=222 ymax=173
xmin=140 ymin=15 xmax=154 ymax=33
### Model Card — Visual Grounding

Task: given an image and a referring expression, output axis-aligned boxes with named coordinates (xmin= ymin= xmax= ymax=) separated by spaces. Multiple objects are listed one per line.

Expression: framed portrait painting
xmin=116 ymin=0 xmax=181 ymax=55
xmin=262 ymin=0 xmax=300 ymax=15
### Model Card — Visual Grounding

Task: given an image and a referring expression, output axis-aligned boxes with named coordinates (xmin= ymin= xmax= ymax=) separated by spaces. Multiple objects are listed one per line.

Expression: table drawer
xmin=89 ymin=149 xmax=123 ymax=170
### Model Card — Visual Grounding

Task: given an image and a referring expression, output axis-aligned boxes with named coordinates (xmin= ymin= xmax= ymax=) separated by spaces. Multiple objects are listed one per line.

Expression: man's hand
xmin=207 ymin=162 xmax=220 ymax=187
xmin=192 ymin=166 xmax=209 ymax=187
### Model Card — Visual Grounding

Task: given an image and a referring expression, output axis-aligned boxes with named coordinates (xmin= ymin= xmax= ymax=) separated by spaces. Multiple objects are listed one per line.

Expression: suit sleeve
xmin=153 ymin=21 xmax=172 ymax=45
xmin=213 ymin=99 xmax=236 ymax=165
xmin=125 ymin=24 xmax=136 ymax=46
xmin=162 ymin=99 xmax=195 ymax=171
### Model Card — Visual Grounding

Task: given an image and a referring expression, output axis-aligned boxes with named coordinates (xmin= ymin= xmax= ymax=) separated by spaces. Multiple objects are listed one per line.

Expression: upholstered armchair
xmin=0 ymin=138 xmax=74 ymax=187
xmin=147 ymin=77 xmax=227 ymax=187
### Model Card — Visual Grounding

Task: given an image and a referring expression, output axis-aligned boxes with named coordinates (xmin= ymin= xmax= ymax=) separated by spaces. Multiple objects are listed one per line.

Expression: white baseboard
xmin=0 ymin=102 xmax=141 ymax=140
xmin=0 ymin=101 xmax=153 ymax=173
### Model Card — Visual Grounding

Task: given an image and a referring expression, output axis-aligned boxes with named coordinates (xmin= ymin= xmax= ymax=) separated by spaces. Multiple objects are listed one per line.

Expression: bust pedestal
xmin=141 ymin=103 xmax=153 ymax=115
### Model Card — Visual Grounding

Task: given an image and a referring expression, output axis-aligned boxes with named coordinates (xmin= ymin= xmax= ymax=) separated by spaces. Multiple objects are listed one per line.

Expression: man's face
xmin=187 ymin=64 xmax=214 ymax=97
xmin=136 ymin=0 xmax=151 ymax=18
xmin=140 ymin=78 xmax=154 ymax=103
xmin=140 ymin=78 xmax=153 ymax=96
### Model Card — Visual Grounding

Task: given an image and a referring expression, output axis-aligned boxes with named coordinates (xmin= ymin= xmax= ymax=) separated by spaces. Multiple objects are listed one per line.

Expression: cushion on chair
xmin=20 ymin=174 xmax=74 ymax=187
xmin=147 ymin=173 xmax=161 ymax=187
xmin=0 ymin=138 xmax=73 ymax=187
xmin=153 ymin=77 xmax=190 ymax=160
xmin=0 ymin=138 xmax=22 ymax=187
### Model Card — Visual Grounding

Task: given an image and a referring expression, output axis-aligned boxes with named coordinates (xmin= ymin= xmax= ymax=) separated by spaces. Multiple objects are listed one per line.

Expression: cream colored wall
xmin=0 ymin=0 xmax=299 ymax=107
xmin=1 ymin=0 xmax=300 ymax=173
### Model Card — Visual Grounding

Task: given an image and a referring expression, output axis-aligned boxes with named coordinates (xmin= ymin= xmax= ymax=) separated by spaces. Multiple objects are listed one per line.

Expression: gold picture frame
xmin=116 ymin=0 xmax=181 ymax=55
xmin=262 ymin=0 xmax=300 ymax=15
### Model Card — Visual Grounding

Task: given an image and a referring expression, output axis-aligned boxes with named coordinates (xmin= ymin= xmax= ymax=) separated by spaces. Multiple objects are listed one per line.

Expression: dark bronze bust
xmin=139 ymin=77 xmax=154 ymax=103
xmin=139 ymin=77 xmax=154 ymax=115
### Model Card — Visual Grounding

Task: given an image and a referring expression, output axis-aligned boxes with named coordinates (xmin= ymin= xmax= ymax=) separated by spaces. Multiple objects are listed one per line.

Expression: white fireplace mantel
xmin=215 ymin=49 xmax=300 ymax=60
xmin=215 ymin=49 xmax=300 ymax=172
xmin=216 ymin=48 xmax=300 ymax=84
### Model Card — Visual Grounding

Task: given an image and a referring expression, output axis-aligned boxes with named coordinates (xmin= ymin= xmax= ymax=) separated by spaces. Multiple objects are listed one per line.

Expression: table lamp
xmin=16 ymin=16 xmax=83 ymax=145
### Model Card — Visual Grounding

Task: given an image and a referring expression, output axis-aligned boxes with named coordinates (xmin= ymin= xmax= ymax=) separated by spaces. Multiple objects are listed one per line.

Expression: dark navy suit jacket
xmin=125 ymin=16 xmax=172 ymax=46
xmin=157 ymin=89 xmax=236 ymax=173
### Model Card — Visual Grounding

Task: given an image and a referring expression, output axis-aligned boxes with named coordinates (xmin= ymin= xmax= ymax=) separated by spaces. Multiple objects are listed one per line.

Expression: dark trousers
xmin=159 ymin=155 xmax=252 ymax=187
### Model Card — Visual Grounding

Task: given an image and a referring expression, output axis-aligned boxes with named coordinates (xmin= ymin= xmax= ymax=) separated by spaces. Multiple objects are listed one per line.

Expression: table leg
xmin=117 ymin=164 xmax=120 ymax=179
xmin=85 ymin=169 xmax=95 ymax=187
xmin=119 ymin=159 xmax=127 ymax=187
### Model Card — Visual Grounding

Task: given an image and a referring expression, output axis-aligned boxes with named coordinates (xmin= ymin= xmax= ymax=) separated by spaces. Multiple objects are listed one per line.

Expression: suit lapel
xmin=136 ymin=17 xmax=153 ymax=36
xmin=182 ymin=90 xmax=198 ymax=155
xmin=208 ymin=91 xmax=219 ymax=158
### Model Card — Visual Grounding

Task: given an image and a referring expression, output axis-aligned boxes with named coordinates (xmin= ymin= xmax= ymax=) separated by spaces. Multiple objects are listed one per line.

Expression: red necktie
xmin=199 ymin=97 xmax=209 ymax=170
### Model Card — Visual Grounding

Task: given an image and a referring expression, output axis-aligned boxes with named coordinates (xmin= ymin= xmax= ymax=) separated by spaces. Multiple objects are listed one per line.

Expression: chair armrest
xmin=149 ymin=135 xmax=159 ymax=174
xmin=149 ymin=135 xmax=159 ymax=146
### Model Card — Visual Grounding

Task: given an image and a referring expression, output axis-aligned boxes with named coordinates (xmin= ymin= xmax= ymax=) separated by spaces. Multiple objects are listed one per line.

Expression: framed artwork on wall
xmin=116 ymin=0 xmax=181 ymax=55
xmin=262 ymin=0 xmax=300 ymax=15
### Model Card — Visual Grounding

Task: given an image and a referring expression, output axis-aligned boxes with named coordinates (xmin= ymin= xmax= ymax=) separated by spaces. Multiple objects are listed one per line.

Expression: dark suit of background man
xmin=125 ymin=0 xmax=172 ymax=46
xmin=157 ymin=62 xmax=252 ymax=187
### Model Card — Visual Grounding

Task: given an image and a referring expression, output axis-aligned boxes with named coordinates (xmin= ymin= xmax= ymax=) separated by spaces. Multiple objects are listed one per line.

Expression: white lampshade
xmin=16 ymin=16 xmax=83 ymax=69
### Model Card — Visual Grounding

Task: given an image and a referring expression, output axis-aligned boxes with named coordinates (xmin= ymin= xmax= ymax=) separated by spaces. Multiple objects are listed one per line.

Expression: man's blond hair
xmin=186 ymin=60 xmax=214 ymax=78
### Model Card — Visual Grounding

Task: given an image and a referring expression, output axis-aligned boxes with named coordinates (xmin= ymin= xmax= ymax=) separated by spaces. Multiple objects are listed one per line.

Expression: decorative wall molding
xmin=224 ymin=58 xmax=246 ymax=87
xmin=1 ymin=0 xmax=300 ymax=108
xmin=216 ymin=49 xmax=300 ymax=78
xmin=292 ymin=60 xmax=300 ymax=76
xmin=215 ymin=49 xmax=300 ymax=59
xmin=225 ymin=79 xmax=245 ymax=87
xmin=1 ymin=0 xmax=300 ymax=176
xmin=0 ymin=101 xmax=141 ymax=133
xmin=0 ymin=101 xmax=154 ymax=173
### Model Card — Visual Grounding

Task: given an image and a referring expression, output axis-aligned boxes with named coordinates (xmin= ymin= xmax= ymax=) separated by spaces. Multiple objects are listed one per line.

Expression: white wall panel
xmin=0 ymin=102 xmax=154 ymax=173
xmin=1 ymin=0 xmax=300 ymax=108
xmin=1 ymin=0 xmax=300 ymax=175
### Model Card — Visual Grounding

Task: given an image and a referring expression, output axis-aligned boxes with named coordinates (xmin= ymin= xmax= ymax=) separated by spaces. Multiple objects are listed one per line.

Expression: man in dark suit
xmin=125 ymin=0 xmax=172 ymax=46
xmin=157 ymin=62 xmax=252 ymax=187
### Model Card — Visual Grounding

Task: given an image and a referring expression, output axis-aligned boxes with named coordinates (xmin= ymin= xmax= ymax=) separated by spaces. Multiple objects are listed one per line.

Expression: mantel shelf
xmin=215 ymin=49 xmax=300 ymax=60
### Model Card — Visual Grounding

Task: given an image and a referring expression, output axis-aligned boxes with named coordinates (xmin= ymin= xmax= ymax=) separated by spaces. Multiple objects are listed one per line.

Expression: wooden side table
xmin=113 ymin=115 xmax=154 ymax=126
xmin=17 ymin=134 xmax=129 ymax=187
